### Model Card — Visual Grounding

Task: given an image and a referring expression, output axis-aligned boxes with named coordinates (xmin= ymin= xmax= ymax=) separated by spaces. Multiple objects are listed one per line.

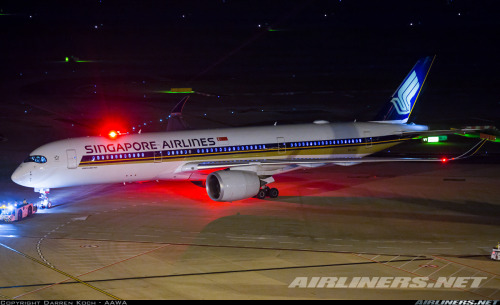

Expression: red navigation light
xmin=441 ymin=157 xmax=448 ymax=163
xmin=108 ymin=130 xmax=118 ymax=139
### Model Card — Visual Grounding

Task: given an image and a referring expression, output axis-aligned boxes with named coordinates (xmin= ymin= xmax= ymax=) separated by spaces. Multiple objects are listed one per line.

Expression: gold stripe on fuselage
xmin=78 ymin=138 xmax=408 ymax=167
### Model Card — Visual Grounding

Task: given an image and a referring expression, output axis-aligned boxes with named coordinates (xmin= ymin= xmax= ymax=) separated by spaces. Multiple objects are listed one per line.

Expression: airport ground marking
xmin=13 ymin=243 xmax=170 ymax=299
xmin=3 ymin=233 xmax=497 ymax=298
xmin=352 ymin=252 xmax=495 ymax=299
xmin=432 ymin=255 xmax=500 ymax=277
xmin=0 ymin=250 xmax=431 ymax=290
xmin=0 ymin=241 xmax=121 ymax=300
xmin=431 ymin=255 xmax=500 ymax=298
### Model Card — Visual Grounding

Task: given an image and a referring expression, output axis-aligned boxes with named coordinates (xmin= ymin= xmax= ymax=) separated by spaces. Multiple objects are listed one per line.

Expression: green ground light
xmin=65 ymin=56 xmax=96 ymax=63
xmin=157 ymin=88 xmax=194 ymax=94
xmin=422 ymin=135 xmax=448 ymax=143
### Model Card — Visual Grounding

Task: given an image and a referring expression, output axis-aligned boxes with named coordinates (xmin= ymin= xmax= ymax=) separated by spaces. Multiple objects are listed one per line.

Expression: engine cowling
xmin=206 ymin=170 xmax=260 ymax=202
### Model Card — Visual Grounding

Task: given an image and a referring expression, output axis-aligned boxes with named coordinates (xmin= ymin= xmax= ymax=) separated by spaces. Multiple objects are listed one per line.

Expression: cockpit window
xmin=24 ymin=155 xmax=47 ymax=164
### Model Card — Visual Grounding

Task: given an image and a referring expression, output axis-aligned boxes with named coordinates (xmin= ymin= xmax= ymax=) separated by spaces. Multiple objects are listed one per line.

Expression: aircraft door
xmin=154 ymin=150 xmax=162 ymax=163
xmin=363 ymin=130 xmax=372 ymax=148
xmin=66 ymin=149 xmax=78 ymax=169
xmin=277 ymin=137 xmax=286 ymax=154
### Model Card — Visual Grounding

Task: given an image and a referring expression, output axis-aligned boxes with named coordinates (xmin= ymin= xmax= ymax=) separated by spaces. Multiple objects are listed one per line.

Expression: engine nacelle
xmin=206 ymin=170 xmax=260 ymax=202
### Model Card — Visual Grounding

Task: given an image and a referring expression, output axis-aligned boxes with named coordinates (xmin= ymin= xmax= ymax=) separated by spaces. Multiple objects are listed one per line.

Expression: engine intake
xmin=206 ymin=170 xmax=260 ymax=202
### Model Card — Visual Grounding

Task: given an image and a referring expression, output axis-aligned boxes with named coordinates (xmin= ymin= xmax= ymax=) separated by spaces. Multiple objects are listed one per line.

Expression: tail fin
xmin=373 ymin=55 xmax=436 ymax=124
xmin=167 ymin=96 xmax=190 ymax=131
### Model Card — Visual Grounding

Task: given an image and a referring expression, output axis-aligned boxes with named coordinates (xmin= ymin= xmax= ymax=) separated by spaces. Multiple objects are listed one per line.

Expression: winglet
xmin=167 ymin=96 xmax=190 ymax=131
xmin=373 ymin=55 xmax=436 ymax=124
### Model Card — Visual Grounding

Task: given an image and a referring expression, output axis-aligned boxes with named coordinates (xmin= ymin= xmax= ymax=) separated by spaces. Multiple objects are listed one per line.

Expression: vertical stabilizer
xmin=373 ymin=55 xmax=435 ymax=124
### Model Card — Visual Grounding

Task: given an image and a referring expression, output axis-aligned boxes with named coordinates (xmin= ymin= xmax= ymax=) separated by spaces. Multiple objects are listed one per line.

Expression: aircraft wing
xmin=181 ymin=156 xmax=442 ymax=173
xmin=179 ymin=156 xmax=445 ymax=180
xmin=179 ymin=138 xmax=488 ymax=178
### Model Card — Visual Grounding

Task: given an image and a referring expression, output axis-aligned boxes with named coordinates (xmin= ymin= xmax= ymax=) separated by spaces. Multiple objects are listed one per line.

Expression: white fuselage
xmin=11 ymin=122 xmax=424 ymax=190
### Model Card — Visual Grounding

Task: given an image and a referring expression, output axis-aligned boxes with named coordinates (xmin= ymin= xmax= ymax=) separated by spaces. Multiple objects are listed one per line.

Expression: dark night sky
xmin=0 ymin=0 xmax=498 ymax=158
xmin=2 ymin=0 xmax=499 ymax=78
xmin=0 ymin=0 xmax=499 ymax=128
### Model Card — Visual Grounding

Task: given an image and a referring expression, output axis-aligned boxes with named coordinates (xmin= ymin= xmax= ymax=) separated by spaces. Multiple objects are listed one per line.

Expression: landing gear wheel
xmin=38 ymin=188 xmax=51 ymax=209
xmin=255 ymin=186 xmax=279 ymax=199
xmin=256 ymin=189 xmax=267 ymax=199
xmin=268 ymin=188 xmax=279 ymax=198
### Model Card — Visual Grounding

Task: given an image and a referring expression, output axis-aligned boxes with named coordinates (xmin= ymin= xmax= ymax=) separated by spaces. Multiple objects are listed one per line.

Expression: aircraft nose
xmin=11 ymin=165 xmax=30 ymax=187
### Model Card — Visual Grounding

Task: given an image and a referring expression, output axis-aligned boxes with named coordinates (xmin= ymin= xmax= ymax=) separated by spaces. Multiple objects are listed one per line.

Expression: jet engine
xmin=206 ymin=170 xmax=260 ymax=202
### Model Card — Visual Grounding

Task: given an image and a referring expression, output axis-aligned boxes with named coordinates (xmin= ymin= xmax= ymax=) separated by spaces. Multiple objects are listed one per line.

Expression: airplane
xmin=10 ymin=56 xmax=486 ymax=202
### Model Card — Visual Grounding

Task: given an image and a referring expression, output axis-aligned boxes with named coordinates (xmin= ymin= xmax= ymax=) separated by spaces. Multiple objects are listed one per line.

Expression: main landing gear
xmin=255 ymin=186 xmax=279 ymax=200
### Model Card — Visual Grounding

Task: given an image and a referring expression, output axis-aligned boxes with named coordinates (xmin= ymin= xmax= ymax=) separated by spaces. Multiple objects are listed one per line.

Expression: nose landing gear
xmin=36 ymin=188 xmax=52 ymax=209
